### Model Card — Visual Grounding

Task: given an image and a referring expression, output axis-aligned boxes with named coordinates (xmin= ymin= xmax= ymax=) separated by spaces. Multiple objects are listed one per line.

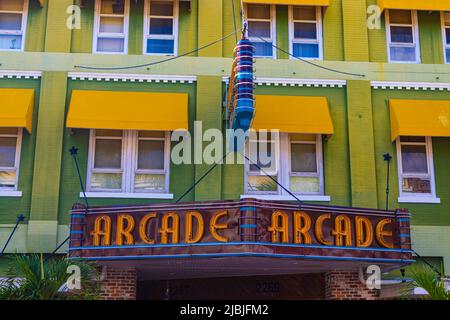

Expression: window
xmin=386 ymin=10 xmax=420 ymax=63
xmin=396 ymin=137 xmax=437 ymax=199
xmin=0 ymin=128 xmax=22 ymax=191
xmin=245 ymin=132 xmax=324 ymax=196
xmin=0 ymin=0 xmax=28 ymax=51
xmin=93 ymin=0 xmax=129 ymax=54
xmin=87 ymin=130 xmax=170 ymax=195
xmin=289 ymin=6 xmax=322 ymax=59
xmin=245 ymin=4 xmax=276 ymax=58
xmin=144 ymin=0 xmax=178 ymax=55
xmin=442 ymin=12 xmax=450 ymax=63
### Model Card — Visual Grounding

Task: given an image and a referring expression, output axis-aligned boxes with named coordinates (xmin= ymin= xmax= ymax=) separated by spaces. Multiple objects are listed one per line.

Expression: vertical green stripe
xmin=44 ymin=0 xmax=74 ymax=52
xmin=198 ymin=0 xmax=223 ymax=57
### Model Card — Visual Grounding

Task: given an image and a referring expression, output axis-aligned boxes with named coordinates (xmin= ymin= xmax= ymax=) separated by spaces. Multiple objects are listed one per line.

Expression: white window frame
xmin=288 ymin=5 xmax=323 ymax=60
xmin=244 ymin=133 xmax=327 ymax=200
xmin=92 ymin=0 xmax=130 ymax=55
xmin=385 ymin=9 xmax=421 ymax=64
xmin=0 ymin=0 xmax=29 ymax=52
xmin=396 ymin=137 xmax=439 ymax=203
xmin=441 ymin=11 xmax=450 ymax=64
xmin=245 ymin=3 xmax=277 ymax=59
xmin=143 ymin=0 xmax=179 ymax=56
xmin=0 ymin=128 xmax=23 ymax=193
xmin=86 ymin=130 xmax=171 ymax=198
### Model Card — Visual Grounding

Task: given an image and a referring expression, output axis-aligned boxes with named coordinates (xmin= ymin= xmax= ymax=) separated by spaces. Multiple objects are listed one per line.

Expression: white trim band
xmin=241 ymin=194 xmax=331 ymax=202
xmin=398 ymin=196 xmax=441 ymax=204
xmin=222 ymin=76 xmax=346 ymax=88
xmin=81 ymin=192 xmax=174 ymax=199
xmin=372 ymin=81 xmax=450 ymax=91
xmin=68 ymin=72 xmax=197 ymax=83
xmin=0 ymin=70 xmax=41 ymax=79
xmin=0 ymin=191 xmax=23 ymax=197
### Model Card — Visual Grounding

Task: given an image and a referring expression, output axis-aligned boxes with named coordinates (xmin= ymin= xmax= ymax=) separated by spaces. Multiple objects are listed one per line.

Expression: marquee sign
xmin=69 ymin=199 xmax=413 ymax=268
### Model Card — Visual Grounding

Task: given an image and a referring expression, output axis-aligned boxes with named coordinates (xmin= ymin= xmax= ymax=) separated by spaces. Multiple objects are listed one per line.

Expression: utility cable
xmin=256 ymin=36 xmax=366 ymax=78
xmin=75 ymin=31 xmax=239 ymax=71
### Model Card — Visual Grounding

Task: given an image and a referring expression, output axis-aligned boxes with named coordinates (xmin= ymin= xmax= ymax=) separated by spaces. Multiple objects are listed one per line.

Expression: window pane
xmin=139 ymin=131 xmax=165 ymax=138
xmin=94 ymin=139 xmax=122 ymax=169
xmin=150 ymin=1 xmax=173 ymax=16
xmin=293 ymin=43 xmax=319 ymax=58
xmin=0 ymin=0 xmax=24 ymax=11
xmin=253 ymin=42 xmax=273 ymax=57
xmin=247 ymin=4 xmax=270 ymax=19
xmin=0 ymin=171 xmax=15 ymax=188
xmin=390 ymin=26 xmax=413 ymax=43
xmin=294 ymin=22 xmax=317 ymax=39
xmin=248 ymin=176 xmax=277 ymax=192
xmin=149 ymin=18 xmax=173 ymax=35
xmin=91 ymin=173 xmax=122 ymax=190
xmin=0 ymin=13 xmax=22 ymax=30
xmin=0 ymin=34 xmax=22 ymax=49
xmin=293 ymin=6 xmax=316 ymax=21
xmin=446 ymin=28 xmax=450 ymax=44
xmin=249 ymin=141 xmax=276 ymax=171
xmin=97 ymin=37 xmax=125 ymax=52
xmin=389 ymin=10 xmax=412 ymax=24
xmin=248 ymin=21 xmax=271 ymax=38
xmin=401 ymin=145 xmax=428 ymax=174
xmin=101 ymin=0 xmax=124 ymax=14
xmin=0 ymin=137 xmax=16 ymax=167
xmin=390 ymin=46 xmax=416 ymax=62
xmin=290 ymin=176 xmax=319 ymax=193
xmin=402 ymin=177 xmax=431 ymax=194
xmin=137 ymin=140 xmax=165 ymax=170
xmin=400 ymin=136 xmax=426 ymax=143
xmin=290 ymin=134 xmax=316 ymax=142
xmin=446 ymin=48 xmax=450 ymax=63
xmin=134 ymin=174 xmax=165 ymax=191
xmin=96 ymin=129 xmax=122 ymax=137
xmin=99 ymin=16 xmax=124 ymax=33
xmin=291 ymin=143 xmax=317 ymax=173
xmin=445 ymin=12 xmax=450 ymax=25
xmin=147 ymin=38 xmax=174 ymax=54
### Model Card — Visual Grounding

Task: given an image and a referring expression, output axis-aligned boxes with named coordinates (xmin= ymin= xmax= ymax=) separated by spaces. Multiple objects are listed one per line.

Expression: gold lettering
xmin=293 ymin=211 xmax=312 ymax=244
xmin=376 ymin=218 xmax=394 ymax=249
xmin=210 ymin=210 xmax=229 ymax=242
xmin=116 ymin=214 xmax=135 ymax=245
xmin=332 ymin=215 xmax=352 ymax=246
xmin=185 ymin=211 xmax=204 ymax=244
xmin=355 ymin=216 xmax=373 ymax=247
xmin=91 ymin=215 xmax=111 ymax=246
xmin=315 ymin=214 xmax=333 ymax=246
xmin=159 ymin=212 xmax=180 ymax=244
xmin=268 ymin=211 xmax=289 ymax=243
xmin=139 ymin=213 xmax=157 ymax=244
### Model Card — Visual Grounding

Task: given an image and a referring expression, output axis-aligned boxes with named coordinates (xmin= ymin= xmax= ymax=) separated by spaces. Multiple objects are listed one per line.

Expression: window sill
xmin=80 ymin=192 xmax=174 ymax=200
xmin=0 ymin=191 xmax=22 ymax=197
xmin=398 ymin=196 xmax=441 ymax=204
xmin=241 ymin=194 xmax=331 ymax=202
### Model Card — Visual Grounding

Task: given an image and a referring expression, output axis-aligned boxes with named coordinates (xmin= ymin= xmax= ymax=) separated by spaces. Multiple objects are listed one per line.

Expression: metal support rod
xmin=240 ymin=152 xmax=303 ymax=208
xmin=0 ymin=214 xmax=25 ymax=256
xmin=175 ymin=152 xmax=231 ymax=203
xmin=383 ymin=153 xmax=392 ymax=210
xmin=70 ymin=146 xmax=89 ymax=208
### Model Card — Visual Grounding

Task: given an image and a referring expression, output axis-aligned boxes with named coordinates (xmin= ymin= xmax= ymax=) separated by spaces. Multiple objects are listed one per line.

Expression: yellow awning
xmin=378 ymin=0 xmax=450 ymax=11
xmin=66 ymin=90 xmax=189 ymax=131
xmin=0 ymin=88 xmax=35 ymax=133
xmin=243 ymin=0 xmax=329 ymax=6
xmin=252 ymin=95 xmax=334 ymax=134
xmin=390 ymin=99 xmax=450 ymax=141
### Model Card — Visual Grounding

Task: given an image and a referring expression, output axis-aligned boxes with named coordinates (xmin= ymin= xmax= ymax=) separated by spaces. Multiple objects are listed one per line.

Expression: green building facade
xmin=1 ymin=0 xmax=450 ymax=282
